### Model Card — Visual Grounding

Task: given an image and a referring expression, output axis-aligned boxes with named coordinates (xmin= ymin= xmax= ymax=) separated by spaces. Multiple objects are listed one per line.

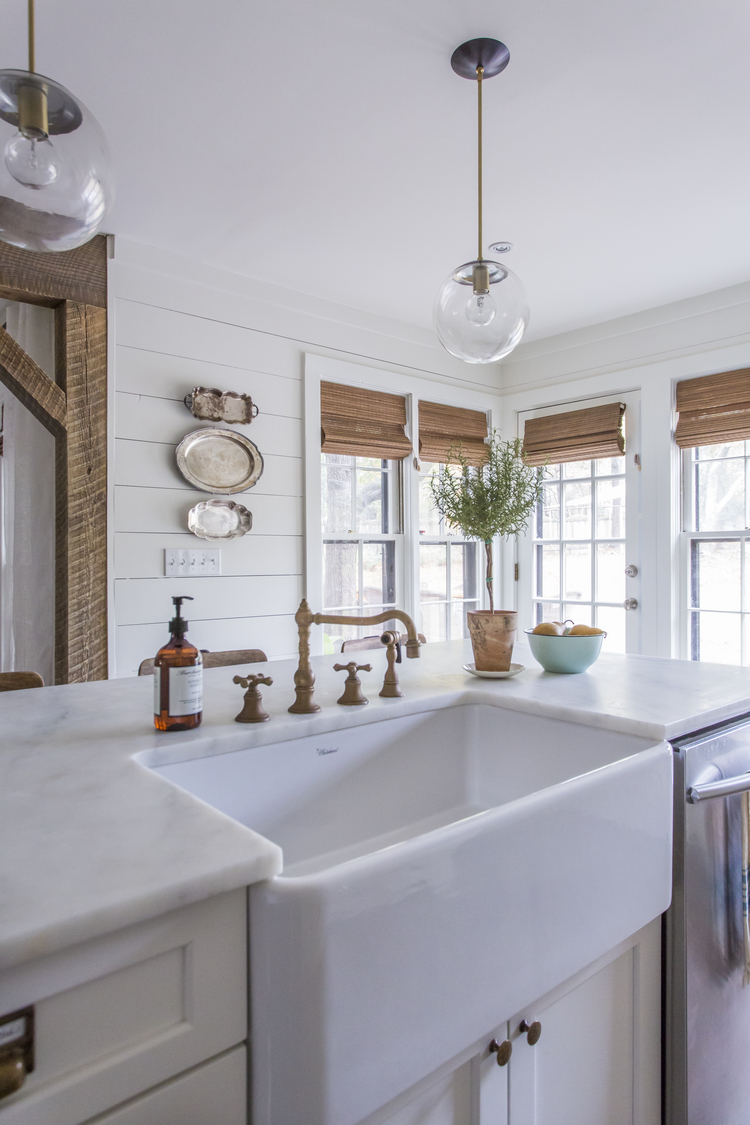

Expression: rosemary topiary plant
xmin=428 ymin=432 xmax=543 ymax=613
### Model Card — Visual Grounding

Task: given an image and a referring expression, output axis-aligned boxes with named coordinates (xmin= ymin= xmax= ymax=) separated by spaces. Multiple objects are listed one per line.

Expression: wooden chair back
xmin=138 ymin=648 xmax=267 ymax=676
xmin=0 ymin=671 xmax=44 ymax=691
xmin=340 ymin=633 xmax=426 ymax=653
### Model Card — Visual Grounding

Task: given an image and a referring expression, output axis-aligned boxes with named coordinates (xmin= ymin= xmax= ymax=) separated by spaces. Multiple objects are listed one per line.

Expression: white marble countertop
xmin=2 ymin=637 xmax=750 ymax=973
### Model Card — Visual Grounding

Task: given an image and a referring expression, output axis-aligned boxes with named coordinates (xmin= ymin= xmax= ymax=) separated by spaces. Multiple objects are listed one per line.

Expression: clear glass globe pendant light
xmin=0 ymin=0 xmax=113 ymax=252
xmin=434 ymin=39 xmax=528 ymax=364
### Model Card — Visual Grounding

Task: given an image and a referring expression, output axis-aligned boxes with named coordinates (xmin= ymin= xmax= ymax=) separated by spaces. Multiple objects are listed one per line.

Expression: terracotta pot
xmin=467 ymin=610 xmax=518 ymax=672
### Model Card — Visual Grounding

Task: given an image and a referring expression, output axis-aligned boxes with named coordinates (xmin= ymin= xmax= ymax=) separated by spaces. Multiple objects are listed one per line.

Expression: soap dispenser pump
xmin=153 ymin=596 xmax=203 ymax=732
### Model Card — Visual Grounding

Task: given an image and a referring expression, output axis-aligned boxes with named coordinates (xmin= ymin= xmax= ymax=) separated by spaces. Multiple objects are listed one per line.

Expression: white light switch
xmin=165 ymin=549 xmax=221 ymax=576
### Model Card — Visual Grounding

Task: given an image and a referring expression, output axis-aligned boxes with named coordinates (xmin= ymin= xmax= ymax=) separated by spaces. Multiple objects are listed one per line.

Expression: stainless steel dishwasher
xmin=666 ymin=712 xmax=750 ymax=1125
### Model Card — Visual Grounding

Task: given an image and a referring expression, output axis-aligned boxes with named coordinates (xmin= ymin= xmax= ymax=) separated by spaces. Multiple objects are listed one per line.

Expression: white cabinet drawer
xmin=85 ymin=1046 xmax=246 ymax=1125
xmin=0 ymin=890 xmax=247 ymax=1125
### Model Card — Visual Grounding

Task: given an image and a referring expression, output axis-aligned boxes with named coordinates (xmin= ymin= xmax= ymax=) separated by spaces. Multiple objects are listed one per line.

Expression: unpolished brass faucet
xmin=289 ymin=599 xmax=421 ymax=715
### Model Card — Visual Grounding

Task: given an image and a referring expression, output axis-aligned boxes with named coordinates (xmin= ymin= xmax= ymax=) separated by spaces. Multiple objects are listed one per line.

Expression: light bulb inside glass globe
xmin=4 ymin=132 xmax=58 ymax=188
xmin=466 ymin=291 xmax=496 ymax=326
xmin=434 ymin=259 xmax=529 ymax=364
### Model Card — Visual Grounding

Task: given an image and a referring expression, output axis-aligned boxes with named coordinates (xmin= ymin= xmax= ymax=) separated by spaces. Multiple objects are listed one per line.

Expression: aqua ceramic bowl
xmin=524 ymin=628 xmax=606 ymax=674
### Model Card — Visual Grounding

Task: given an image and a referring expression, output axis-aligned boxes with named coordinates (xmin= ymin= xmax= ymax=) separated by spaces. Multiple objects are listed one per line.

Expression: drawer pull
xmin=489 ymin=1037 xmax=512 ymax=1066
xmin=0 ymin=1049 xmax=25 ymax=1100
xmin=519 ymin=1018 xmax=542 ymax=1045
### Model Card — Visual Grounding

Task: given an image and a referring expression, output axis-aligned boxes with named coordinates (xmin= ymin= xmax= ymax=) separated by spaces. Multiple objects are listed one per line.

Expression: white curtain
xmin=0 ymin=303 xmax=56 ymax=685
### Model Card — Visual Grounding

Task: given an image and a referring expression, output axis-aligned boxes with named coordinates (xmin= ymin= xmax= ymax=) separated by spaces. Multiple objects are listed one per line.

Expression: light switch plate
xmin=165 ymin=549 xmax=221 ymax=576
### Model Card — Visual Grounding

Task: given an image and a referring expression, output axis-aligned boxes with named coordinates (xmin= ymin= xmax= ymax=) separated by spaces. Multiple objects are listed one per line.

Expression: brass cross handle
xmin=233 ymin=673 xmax=273 ymax=723
xmin=332 ymin=662 xmax=372 ymax=706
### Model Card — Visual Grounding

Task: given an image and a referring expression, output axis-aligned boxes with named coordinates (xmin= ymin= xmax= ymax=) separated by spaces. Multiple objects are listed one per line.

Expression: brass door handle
xmin=0 ymin=1048 xmax=26 ymax=1099
xmin=489 ymin=1037 xmax=512 ymax=1066
xmin=519 ymin=1018 xmax=542 ymax=1045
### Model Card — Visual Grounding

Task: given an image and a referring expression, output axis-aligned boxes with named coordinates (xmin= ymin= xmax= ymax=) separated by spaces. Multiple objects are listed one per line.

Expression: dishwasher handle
xmin=687 ymin=772 xmax=750 ymax=803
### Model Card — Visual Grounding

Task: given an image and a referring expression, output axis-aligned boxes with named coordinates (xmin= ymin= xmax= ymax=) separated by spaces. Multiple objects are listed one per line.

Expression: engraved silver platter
xmin=188 ymin=499 xmax=253 ymax=541
xmin=176 ymin=428 xmax=264 ymax=493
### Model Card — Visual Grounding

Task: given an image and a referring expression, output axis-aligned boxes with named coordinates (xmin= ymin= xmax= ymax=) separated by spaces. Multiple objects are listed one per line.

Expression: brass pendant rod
xmin=476 ymin=64 xmax=484 ymax=261
xmin=27 ymin=0 xmax=35 ymax=72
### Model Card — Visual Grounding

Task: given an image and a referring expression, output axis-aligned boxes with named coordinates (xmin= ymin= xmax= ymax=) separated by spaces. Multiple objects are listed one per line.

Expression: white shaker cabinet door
xmin=507 ymin=920 xmax=661 ymax=1125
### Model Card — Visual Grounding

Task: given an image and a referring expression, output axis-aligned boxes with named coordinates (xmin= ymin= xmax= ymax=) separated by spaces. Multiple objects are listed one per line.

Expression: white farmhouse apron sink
xmin=149 ymin=703 xmax=673 ymax=1125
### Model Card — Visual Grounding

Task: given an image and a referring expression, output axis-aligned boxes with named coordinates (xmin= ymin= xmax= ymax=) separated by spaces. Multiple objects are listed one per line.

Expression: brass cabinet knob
xmin=489 ymin=1037 xmax=512 ymax=1066
xmin=519 ymin=1018 xmax=542 ymax=1045
xmin=0 ymin=1048 xmax=26 ymax=1099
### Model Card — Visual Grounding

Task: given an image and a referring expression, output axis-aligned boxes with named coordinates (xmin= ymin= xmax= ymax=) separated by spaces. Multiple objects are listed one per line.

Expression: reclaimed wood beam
xmin=0 ymin=324 xmax=66 ymax=436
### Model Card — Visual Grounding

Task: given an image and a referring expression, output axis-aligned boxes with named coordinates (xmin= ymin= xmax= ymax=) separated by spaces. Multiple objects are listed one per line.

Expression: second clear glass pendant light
xmin=434 ymin=38 xmax=528 ymax=364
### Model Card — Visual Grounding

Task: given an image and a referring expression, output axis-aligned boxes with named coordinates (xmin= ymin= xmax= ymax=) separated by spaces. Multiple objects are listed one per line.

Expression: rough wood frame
xmin=0 ymin=235 xmax=107 ymax=683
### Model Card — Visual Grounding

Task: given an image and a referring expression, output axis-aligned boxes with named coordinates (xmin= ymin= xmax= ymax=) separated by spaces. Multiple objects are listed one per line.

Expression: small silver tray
xmin=184 ymin=387 xmax=258 ymax=425
xmin=188 ymin=499 xmax=253 ymax=540
xmin=176 ymin=428 xmax=264 ymax=493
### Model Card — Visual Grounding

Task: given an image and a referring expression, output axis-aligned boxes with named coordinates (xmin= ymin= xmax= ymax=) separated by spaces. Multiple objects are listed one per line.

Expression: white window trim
xmin=304 ymin=353 xmax=503 ymax=656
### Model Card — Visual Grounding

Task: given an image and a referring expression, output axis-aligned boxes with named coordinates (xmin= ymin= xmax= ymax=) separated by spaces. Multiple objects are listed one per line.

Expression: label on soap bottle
xmin=153 ymin=666 xmax=161 ymax=714
xmin=168 ymin=665 xmax=203 ymax=716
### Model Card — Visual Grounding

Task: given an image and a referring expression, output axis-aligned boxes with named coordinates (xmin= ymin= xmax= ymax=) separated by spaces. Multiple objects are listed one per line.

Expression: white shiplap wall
xmin=110 ymin=239 xmax=502 ymax=677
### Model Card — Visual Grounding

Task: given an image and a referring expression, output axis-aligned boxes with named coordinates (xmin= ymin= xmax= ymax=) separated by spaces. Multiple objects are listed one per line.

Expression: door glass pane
xmin=419 ymin=544 xmax=447 ymax=601
xmin=596 ymin=478 xmax=626 ymax=538
xmin=536 ymin=544 xmax=560 ymax=599
xmin=323 ymin=541 xmax=358 ymax=609
xmin=691 ymin=540 xmax=741 ymax=610
xmin=563 ymin=543 xmax=592 ymax=602
xmin=451 ymin=543 xmax=477 ymax=599
xmin=563 ymin=460 xmax=591 ymax=478
xmin=421 ymin=601 xmax=447 ymax=643
xmin=595 ymin=456 xmax=626 ymax=475
xmin=596 ymin=605 xmax=626 ymax=652
xmin=536 ymin=601 xmax=561 ymax=624
xmin=563 ymin=481 xmax=592 ymax=539
xmin=538 ymin=484 xmax=560 ymax=539
xmin=564 ymin=602 xmax=592 ymax=626
xmin=596 ymin=542 xmax=625 ymax=603
xmin=322 ymin=463 xmax=351 ymax=534
xmin=695 ymin=459 xmax=745 ymax=532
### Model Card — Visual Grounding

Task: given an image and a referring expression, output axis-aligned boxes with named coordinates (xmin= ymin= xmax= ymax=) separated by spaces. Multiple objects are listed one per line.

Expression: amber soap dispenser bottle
xmin=154 ymin=596 xmax=203 ymax=732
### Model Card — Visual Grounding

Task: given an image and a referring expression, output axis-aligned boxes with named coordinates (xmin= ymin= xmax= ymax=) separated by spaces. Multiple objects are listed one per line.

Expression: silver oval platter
xmin=188 ymin=499 xmax=253 ymax=541
xmin=176 ymin=428 xmax=264 ymax=493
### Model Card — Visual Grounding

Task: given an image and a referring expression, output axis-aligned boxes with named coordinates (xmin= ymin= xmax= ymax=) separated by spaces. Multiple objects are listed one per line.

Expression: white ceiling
xmin=4 ymin=0 xmax=750 ymax=341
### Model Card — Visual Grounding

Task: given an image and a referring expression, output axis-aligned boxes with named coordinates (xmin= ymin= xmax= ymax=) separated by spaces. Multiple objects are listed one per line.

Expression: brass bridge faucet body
xmin=289 ymin=600 xmax=421 ymax=715
xmin=333 ymin=662 xmax=371 ymax=705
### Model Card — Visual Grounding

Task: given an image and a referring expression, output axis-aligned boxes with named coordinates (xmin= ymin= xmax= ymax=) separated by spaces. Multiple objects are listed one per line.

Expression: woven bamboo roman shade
xmin=675 ymin=368 xmax=750 ymax=448
xmin=320 ymin=381 xmax=412 ymax=460
xmin=418 ymin=400 xmax=489 ymax=465
xmin=522 ymin=402 xmax=625 ymax=466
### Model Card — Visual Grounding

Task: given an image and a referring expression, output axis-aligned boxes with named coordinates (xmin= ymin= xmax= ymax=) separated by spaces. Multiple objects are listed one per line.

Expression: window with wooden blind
xmin=417 ymin=400 xmax=488 ymax=465
xmin=678 ymin=369 xmax=750 ymax=666
xmin=521 ymin=402 xmax=625 ymax=466
xmin=415 ymin=401 xmax=487 ymax=642
xmin=675 ymin=368 xmax=750 ymax=448
xmin=321 ymin=381 xmax=412 ymax=461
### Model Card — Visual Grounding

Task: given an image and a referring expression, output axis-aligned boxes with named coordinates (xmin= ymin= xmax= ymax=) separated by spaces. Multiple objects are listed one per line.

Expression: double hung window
xmin=677 ymin=368 xmax=750 ymax=665
xmin=417 ymin=463 xmax=479 ymax=642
